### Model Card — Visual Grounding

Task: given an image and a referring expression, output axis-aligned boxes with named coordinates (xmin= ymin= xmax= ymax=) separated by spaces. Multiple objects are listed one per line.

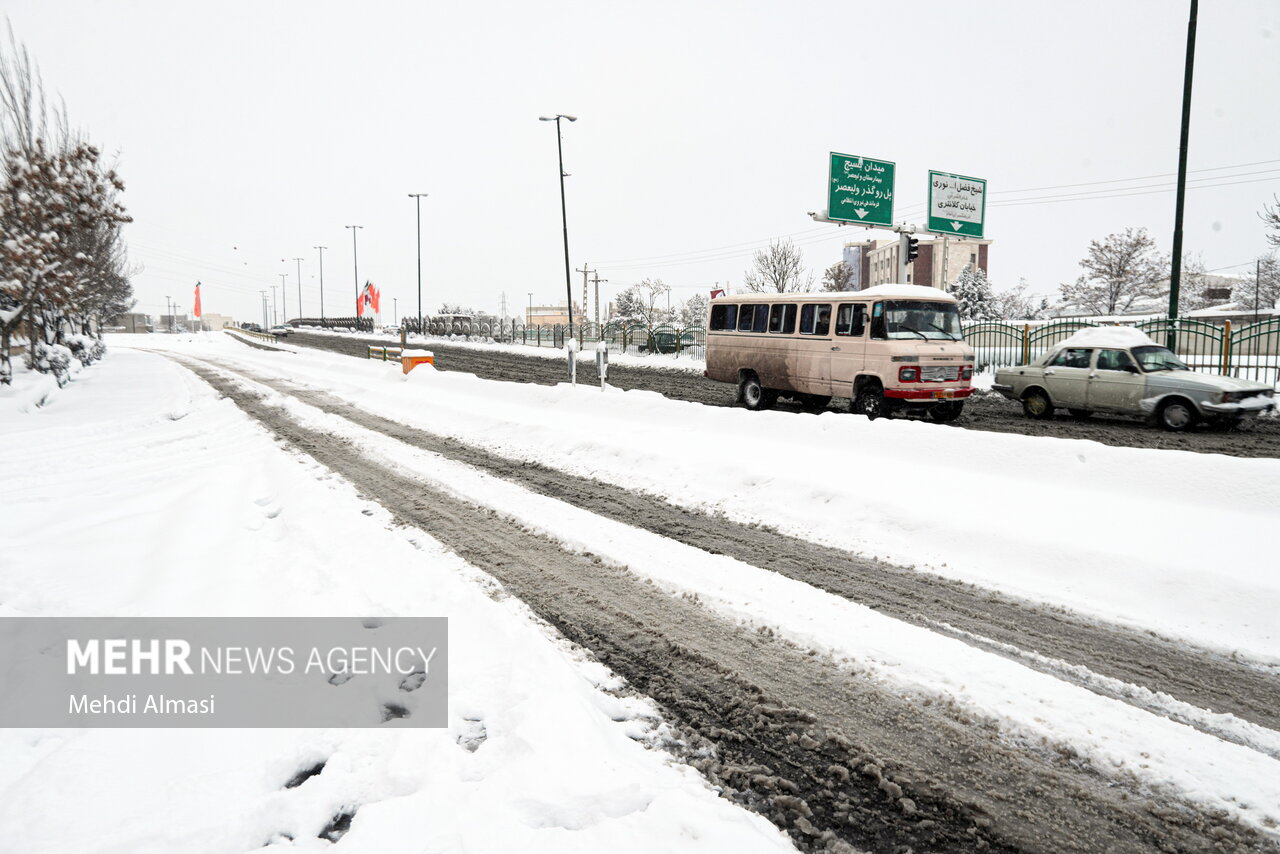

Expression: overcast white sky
xmin=7 ymin=0 xmax=1279 ymax=324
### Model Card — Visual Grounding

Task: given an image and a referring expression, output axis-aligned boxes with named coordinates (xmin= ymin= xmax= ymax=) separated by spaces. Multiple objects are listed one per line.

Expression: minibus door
xmin=830 ymin=303 xmax=867 ymax=390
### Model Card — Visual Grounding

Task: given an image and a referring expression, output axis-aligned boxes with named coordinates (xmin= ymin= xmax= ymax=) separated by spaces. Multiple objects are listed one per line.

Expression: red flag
xmin=370 ymin=283 xmax=381 ymax=314
xmin=193 ymin=282 xmax=203 ymax=318
xmin=356 ymin=289 xmax=365 ymax=317
xmin=710 ymin=288 xmax=725 ymax=299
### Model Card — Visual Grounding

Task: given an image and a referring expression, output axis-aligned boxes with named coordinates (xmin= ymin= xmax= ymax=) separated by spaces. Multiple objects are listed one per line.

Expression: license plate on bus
xmin=932 ymin=389 xmax=955 ymax=399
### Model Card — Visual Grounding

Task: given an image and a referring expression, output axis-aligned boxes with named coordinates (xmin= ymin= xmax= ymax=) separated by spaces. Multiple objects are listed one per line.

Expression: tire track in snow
xmin=189 ymin=352 xmax=1280 ymax=739
xmin=166 ymin=353 xmax=1272 ymax=854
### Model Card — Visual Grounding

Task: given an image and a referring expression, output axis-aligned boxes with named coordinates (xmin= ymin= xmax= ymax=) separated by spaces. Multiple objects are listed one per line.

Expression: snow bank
xmin=0 ymin=348 xmax=793 ymax=854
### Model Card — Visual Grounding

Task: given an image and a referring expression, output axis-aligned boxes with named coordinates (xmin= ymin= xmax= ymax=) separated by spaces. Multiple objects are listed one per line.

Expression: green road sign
xmin=828 ymin=152 xmax=895 ymax=226
xmin=927 ymin=170 xmax=987 ymax=238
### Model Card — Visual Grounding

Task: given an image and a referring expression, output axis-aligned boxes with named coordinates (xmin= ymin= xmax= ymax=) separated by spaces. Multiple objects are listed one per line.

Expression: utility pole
xmin=527 ymin=292 xmax=533 ymax=326
xmin=1168 ymin=0 xmax=1198 ymax=346
xmin=315 ymin=245 xmax=328 ymax=324
xmin=271 ymin=284 xmax=280 ymax=326
xmin=576 ymin=264 xmax=593 ymax=332
xmin=393 ymin=297 xmax=398 ymax=324
xmin=260 ymin=291 xmax=269 ymax=331
xmin=292 ymin=257 xmax=304 ymax=320
xmin=345 ymin=225 xmax=363 ymax=325
xmin=277 ymin=274 xmax=288 ymax=324
xmin=590 ymin=272 xmax=607 ymax=326
xmin=165 ymin=295 xmax=172 ymax=332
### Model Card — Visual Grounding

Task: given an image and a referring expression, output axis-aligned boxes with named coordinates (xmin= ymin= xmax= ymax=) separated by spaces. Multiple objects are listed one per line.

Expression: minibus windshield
xmin=874 ymin=300 xmax=963 ymax=341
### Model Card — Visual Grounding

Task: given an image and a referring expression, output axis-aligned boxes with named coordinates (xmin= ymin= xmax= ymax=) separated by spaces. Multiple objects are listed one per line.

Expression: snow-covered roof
xmin=857 ymin=284 xmax=957 ymax=302
xmin=1056 ymin=326 xmax=1160 ymax=349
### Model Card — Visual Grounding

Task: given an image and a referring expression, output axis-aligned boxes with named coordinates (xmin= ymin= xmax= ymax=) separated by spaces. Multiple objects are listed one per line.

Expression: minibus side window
xmin=737 ymin=305 xmax=755 ymax=332
xmin=753 ymin=304 xmax=770 ymax=333
xmin=835 ymin=304 xmax=866 ymax=337
xmin=709 ymin=304 xmax=738 ymax=331
xmin=799 ymin=304 xmax=832 ymax=335
xmin=769 ymin=303 xmax=796 ymax=333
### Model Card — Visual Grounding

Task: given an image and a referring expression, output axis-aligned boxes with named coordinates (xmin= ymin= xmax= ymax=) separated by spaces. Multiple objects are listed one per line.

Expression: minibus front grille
xmin=920 ymin=366 xmax=961 ymax=382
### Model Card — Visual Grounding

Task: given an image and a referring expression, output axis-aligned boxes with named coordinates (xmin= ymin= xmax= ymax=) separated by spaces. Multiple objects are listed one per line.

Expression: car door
xmin=1086 ymin=348 xmax=1145 ymax=413
xmin=1042 ymin=347 xmax=1092 ymax=408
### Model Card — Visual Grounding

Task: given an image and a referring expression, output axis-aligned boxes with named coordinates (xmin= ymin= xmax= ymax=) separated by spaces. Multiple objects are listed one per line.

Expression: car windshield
xmin=876 ymin=300 xmax=963 ymax=341
xmin=1132 ymin=345 xmax=1189 ymax=372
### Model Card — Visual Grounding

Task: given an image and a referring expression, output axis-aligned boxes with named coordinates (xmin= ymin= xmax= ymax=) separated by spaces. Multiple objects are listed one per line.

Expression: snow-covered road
xmin=3 ymin=334 xmax=1278 ymax=853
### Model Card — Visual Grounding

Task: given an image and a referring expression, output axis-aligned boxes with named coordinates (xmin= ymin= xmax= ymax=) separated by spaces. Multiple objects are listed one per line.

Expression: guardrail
xmin=368 ymin=345 xmax=403 ymax=362
xmin=225 ymin=328 xmax=279 ymax=344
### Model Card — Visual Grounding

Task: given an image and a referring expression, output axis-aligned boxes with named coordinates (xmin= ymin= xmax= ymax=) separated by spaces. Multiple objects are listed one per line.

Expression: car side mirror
xmin=1124 ymin=365 xmax=1140 ymax=374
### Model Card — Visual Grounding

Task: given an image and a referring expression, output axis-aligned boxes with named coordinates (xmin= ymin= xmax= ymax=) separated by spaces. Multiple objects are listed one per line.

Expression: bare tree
xmin=820 ymin=261 xmax=856 ymax=292
xmin=1058 ymin=227 xmax=1168 ymax=316
xmin=743 ymin=239 xmax=813 ymax=293
xmin=1261 ymin=194 xmax=1280 ymax=248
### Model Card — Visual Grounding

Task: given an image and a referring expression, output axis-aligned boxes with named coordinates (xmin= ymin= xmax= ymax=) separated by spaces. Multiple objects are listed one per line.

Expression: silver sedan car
xmin=994 ymin=333 xmax=1275 ymax=431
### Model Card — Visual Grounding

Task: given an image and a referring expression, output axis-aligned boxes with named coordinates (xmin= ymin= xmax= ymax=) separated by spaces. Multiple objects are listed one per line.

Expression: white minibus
xmin=704 ymin=284 xmax=975 ymax=421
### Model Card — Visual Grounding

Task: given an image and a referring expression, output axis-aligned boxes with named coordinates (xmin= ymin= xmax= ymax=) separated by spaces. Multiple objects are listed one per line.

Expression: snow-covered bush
xmin=33 ymin=342 xmax=74 ymax=386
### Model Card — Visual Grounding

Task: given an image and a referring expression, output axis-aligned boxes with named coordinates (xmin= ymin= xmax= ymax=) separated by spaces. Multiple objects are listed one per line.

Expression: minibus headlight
xmin=961 ymin=365 xmax=973 ymax=380
xmin=899 ymin=366 xmax=919 ymax=383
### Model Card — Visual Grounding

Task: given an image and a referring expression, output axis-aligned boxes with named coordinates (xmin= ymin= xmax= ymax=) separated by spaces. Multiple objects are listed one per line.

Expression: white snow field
xmin=0 ymin=351 xmax=795 ymax=854
xmin=91 ymin=333 xmax=1280 ymax=837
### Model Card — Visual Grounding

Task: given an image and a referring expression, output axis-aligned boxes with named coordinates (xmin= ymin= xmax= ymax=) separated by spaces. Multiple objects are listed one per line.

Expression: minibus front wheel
xmin=853 ymin=382 xmax=893 ymax=420
xmin=737 ymin=371 xmax=777 ymax=411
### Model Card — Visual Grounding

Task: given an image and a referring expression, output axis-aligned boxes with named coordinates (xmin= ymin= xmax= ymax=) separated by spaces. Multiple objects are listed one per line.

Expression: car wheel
xmin=1067 ymin=408 xmax=1093 ymax=420
xmin=738 ymin=372 xmax=774 ymax=411
xmin=1157 ymin=398 xmax=1198 ymax=432
xmin=1021 ymin=389 xmax=1054 ymax=420
xmin=926 ymin=401 xmax=964 ymax=423
xmin=854 ymin=384 xmax=892 ymax=420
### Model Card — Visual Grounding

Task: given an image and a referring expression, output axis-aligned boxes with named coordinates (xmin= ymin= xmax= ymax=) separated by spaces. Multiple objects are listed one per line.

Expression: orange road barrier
xmin=401 ymin=349 xmax=435 ymax=374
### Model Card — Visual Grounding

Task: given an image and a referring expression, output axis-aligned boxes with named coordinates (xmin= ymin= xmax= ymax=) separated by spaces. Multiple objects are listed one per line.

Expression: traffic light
xmin=906 ymin=236 xmax=920 ymax=264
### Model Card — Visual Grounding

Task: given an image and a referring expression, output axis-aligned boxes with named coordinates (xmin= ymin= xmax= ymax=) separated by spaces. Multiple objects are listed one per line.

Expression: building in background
xmin=105 ymin=312 xmax=152 ymax=333
xmin=843 ymin=238 xmax=991 ymax=289
xmin=526 ymin=302 xmax=581 ymax=327
xmin=201 ymin=313 xmax=233 ymax=331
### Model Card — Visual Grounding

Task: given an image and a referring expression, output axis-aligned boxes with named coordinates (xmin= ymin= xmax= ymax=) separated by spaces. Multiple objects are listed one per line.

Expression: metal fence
xmin=962 ymin=317 xmax=1280 ymax=385
xmin=380 ymin=317 xmax=706 ymax=359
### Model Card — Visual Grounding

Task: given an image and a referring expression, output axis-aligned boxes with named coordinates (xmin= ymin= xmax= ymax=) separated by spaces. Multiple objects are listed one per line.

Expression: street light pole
xmin=314 ymin=245 xmax=328 ymax=325
xmin=345 ymin=225 xmax=363 ymax=328
xmin=165 ymin=295 xmax=172 ymax=332
xmin=292 ymin=257 xmax=304 ymax=320
xmin=528 ymin=292 xmax=533 ymax=326
xmin=539 ymin=113 xmax=577 ymax=340
xmin=408 ymin=193 xmax=428 ymax=336
xmin=271 ymin=284 xmax=280 ymax=326
xmin=260 ymin=291 xmax=269 ymax=331
xmin=1168 ymin=0 xmax=1198 ymax=347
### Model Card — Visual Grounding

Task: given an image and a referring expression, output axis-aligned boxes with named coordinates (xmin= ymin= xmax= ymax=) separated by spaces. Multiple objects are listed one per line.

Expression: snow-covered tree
xmin=1237 ymin=254 xmax=1280 ymax=313
xmin=950 ymin=265 xmax=999 ymax=321
xmin=678 ymin=293 xmax=708 ymax=328
xmin=991 ymin=279 xmax=1051 ymax=320
xmin=1059 ymin=227 xmax=1168 ymax=316
xmin=0 ymin=27 xmax=131 ymax=386
xmin=820 ymin=260 xmax=856 ymax=292
xmin=743 ymin=239 xmax=813 ymax=293
xmin=614 ymin=278 xmax=672 ymax=327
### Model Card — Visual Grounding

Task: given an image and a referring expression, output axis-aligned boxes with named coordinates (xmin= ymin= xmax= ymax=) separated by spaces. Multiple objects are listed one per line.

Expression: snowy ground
xmin=0 ymin=350 xmax=793 ymax=854
xmin=4 ymin=335 xmax=1280 ymax=849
